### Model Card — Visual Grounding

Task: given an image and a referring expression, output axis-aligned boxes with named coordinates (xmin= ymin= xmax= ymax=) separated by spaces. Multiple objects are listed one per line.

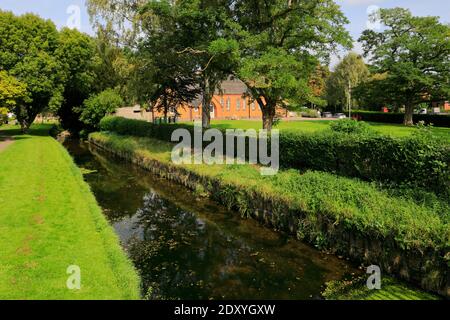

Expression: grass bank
xmin=89 ymin=131 xmax=449 ymax=297
xmin=323 ymin=276 xmax=440 ymax=300
xmin=0 ymin=125 xmax=140 ymax=299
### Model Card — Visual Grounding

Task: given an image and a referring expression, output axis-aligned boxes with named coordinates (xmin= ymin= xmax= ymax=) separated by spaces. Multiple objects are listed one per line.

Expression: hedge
xmin=279 ymin=131 xmax=450 ymax=194
xmin=352 ymin=111 xmax=450 ymax=127
xmin=100 ymin=116 xmax=450 ymax=194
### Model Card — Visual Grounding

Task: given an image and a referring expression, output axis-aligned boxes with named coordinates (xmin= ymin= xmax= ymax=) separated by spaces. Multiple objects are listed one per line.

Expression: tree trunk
xmin=202 ymin=93 xmax=211 ymax=129
xmin=404 ymin=103 xmax=414 ymax=126
xmin=261 ymin=100 xmax=275 ymax=132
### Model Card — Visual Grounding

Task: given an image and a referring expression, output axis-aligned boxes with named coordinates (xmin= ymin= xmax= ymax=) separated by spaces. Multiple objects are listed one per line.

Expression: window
xmin=251 ymin=102 xmax=255 ymax=111
xmin=226 ymin=98 xmax=231 ymax=111
xmin=236 ymin=99 xmax=240 ymax=111
xmin=220 ymin=97 xmax=224 ymax=108
xmin=194 ymin=106 xmax=199 ymax=112
xmin=243 ymin=100 xmax=246 ymax=111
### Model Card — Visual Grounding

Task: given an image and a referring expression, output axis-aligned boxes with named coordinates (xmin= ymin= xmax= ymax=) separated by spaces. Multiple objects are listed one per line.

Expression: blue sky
xmin=0 ymin=0 xmax=449 ymax=65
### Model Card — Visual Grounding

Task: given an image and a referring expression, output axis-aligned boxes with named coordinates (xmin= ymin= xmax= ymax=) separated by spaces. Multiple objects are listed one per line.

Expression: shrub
xmin=330 ymin=119 xmax=374 ymax=134
xmin=80 ymin=89 xmax=124 ymax=131
xmin=353 ymin=111 xmax=450 ymax=127
xmin=279 ymin=130 xmax=449 ymax=194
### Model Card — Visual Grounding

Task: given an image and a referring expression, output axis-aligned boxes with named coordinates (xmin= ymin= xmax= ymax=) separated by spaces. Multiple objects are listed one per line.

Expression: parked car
xmin=334 ymin=113 xmax=347 ymax=119
xmin=322 ymin=112 xmax=333 ymax=118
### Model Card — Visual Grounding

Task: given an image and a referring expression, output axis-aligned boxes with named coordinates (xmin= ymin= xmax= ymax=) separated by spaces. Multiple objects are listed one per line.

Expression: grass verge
xmin=0 ymin=125 xmax=140 ymax=299
xmin=322 ymin=276 xmax=440 ymax=300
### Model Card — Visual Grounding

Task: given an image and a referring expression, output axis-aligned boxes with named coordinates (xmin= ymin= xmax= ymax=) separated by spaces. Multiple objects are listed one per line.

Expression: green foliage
xmin=233 ymin=0 xmax=352 ymax=130
xmin=80 ymin=89 xmax=124 ymax=131
xmin=326 ymin=53 xmax=369 ymax=109
xmin=103 ymin=117 xmax=450 ymax=194
xmin=0 ymin=10 xmax=65 ymax=131
xmin=0 ymin=70 xmax=28 ymax=109
xmin=330 ymin=119 xmax=374 ymax=134
xmin=359 ymin=8 xmax=450 ymax=125
xmin=279 ymin=130 xmax=449 ymax=194
xmin=0 ymin=107 xmax=8 ymax=125
xmin=55 ymin=28 xmax=97 ymax=133
xmin=353 ymin=111 xmax=450 ymax=127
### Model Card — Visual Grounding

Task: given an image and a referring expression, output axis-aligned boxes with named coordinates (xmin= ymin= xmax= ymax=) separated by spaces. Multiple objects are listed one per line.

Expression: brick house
xmin=116 ymin=78 xmax=287 ymax=122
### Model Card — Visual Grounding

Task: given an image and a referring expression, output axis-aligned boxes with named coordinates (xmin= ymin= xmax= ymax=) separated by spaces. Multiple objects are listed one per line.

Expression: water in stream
xmin=64 ymin=139 xmax=359 ymax=300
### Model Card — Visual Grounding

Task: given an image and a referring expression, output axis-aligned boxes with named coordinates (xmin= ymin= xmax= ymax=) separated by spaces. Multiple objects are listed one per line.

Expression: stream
xmin=63 ymin=139 xmax=359 ymax=300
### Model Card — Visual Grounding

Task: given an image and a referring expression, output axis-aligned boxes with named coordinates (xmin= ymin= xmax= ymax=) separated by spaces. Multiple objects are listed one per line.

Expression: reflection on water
xmin=64 ymin=139 xmax=358 ymax=300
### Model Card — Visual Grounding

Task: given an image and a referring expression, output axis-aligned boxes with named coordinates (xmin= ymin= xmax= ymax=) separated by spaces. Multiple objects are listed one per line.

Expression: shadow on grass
xmin=0 ymin=123 xmax=54 ymax=137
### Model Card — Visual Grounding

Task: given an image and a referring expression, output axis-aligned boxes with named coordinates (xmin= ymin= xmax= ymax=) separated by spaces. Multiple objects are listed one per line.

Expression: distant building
xmin=431 ymin=101 xmax=450 ymax=112
xmin=116 ymin=78 xmax=287 ymax=122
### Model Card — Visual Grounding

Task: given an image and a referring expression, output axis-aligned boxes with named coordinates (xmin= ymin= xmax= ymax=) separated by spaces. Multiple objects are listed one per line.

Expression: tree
xmin=139 ymin=0 xmax=238 ymax=128
xmin=306 ymin=64 xmax=330 ymax=109
xmin=55 ymin=28 xmax=97 ymax=133
xmin=359 ymin=8 xmax=450 ymax=125
xmin=0 ymin=11 xmax=65 ymax=132
xmin=0 ymin=71 xmax=28 ymax=110
xmin=232 ymin=0 xmax=352 ymax=131
xmin=79 ymin=89 xmax=124 ymax=131
xmin=325 ymin=53 xmax=369 ymax=115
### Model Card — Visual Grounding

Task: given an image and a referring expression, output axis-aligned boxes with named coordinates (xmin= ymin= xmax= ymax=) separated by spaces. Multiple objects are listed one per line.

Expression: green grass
xmin=89 ymin=132 xmax=449 ymax=252
xmin=197 ymin=120 xmax=450 ymax=142
xmin=323 ymin=277 xmax=440 ymax=300
xmin=0 ymin=125 xmax=140 ymax=299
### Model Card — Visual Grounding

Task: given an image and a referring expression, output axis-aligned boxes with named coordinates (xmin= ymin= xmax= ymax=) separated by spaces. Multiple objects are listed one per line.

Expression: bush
xmin=80 ymin=89 xmax=124 ymax=131
xmin=279 ymin=130 xmax=450 ymax=194
xmin=353 ymin=111 xmax=450 ymax=127
xmin=330 ymin=119 xmax=374 ymax=134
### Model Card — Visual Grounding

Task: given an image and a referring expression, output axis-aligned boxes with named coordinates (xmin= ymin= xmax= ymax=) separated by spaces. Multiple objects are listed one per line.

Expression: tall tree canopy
xmin=325 ymin=52 xmax=369 ymax=113
xmin=232 ymin=0 xmax=351 ymax=130
xmin=359 ymin=8 xmax=450 ymax=125
xmin=55 ymin=28 xmax=97 ymax=133
xmin=138 ymin=0 xmax=239 ymax=128
xmin=0 ymin=11 xmax=65 ymax=132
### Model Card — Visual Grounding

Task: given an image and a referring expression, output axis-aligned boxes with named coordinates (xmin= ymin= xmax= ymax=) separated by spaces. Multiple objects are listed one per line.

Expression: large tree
xmin=359 ymin=8 xmax=450 ymax=125
xmin=55 ymin=28 xmax=97 ymax=133
xmin=232 ymin=0 xmax=351 ymax=130
xmin=0 ymin=11 xmax=65 ymax=132
xmin=138 ymin=0 xmax=238 ymax=128
xmin=325 ymin=52 xmax=369 ymax=114
xmin=87 ymin=0 xmax=239 ymax=129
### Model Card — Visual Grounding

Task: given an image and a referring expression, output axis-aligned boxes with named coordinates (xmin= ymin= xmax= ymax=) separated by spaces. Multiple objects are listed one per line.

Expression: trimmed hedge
xmin=352 ymin=111 xmax=450 ymax=127
xmin=100 ymin=116 xmax=450 ymax=194
xmin=279 ymin=131 xmax=450 ymax=194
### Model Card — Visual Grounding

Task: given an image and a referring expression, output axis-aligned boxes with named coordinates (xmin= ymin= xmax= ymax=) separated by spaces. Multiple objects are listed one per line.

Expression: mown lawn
xmin=203 ymin=120 xmax=450 ymax=142
xmin=0 ymin=125 xmax=140 ymax=299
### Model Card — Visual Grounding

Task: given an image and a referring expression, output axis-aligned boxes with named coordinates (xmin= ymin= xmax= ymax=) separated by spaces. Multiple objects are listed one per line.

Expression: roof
xmin=217 ymin=78 xmax=248 ymax=95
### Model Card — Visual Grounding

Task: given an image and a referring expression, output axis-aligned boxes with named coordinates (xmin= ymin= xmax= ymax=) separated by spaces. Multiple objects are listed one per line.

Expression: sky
xmin=0 ymin=0 xmax=449 ymax=66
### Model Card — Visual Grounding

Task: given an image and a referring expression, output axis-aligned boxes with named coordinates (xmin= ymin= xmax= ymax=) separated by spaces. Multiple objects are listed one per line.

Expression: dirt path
xmin=0 ymin=136 xmax=14 ymax=152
